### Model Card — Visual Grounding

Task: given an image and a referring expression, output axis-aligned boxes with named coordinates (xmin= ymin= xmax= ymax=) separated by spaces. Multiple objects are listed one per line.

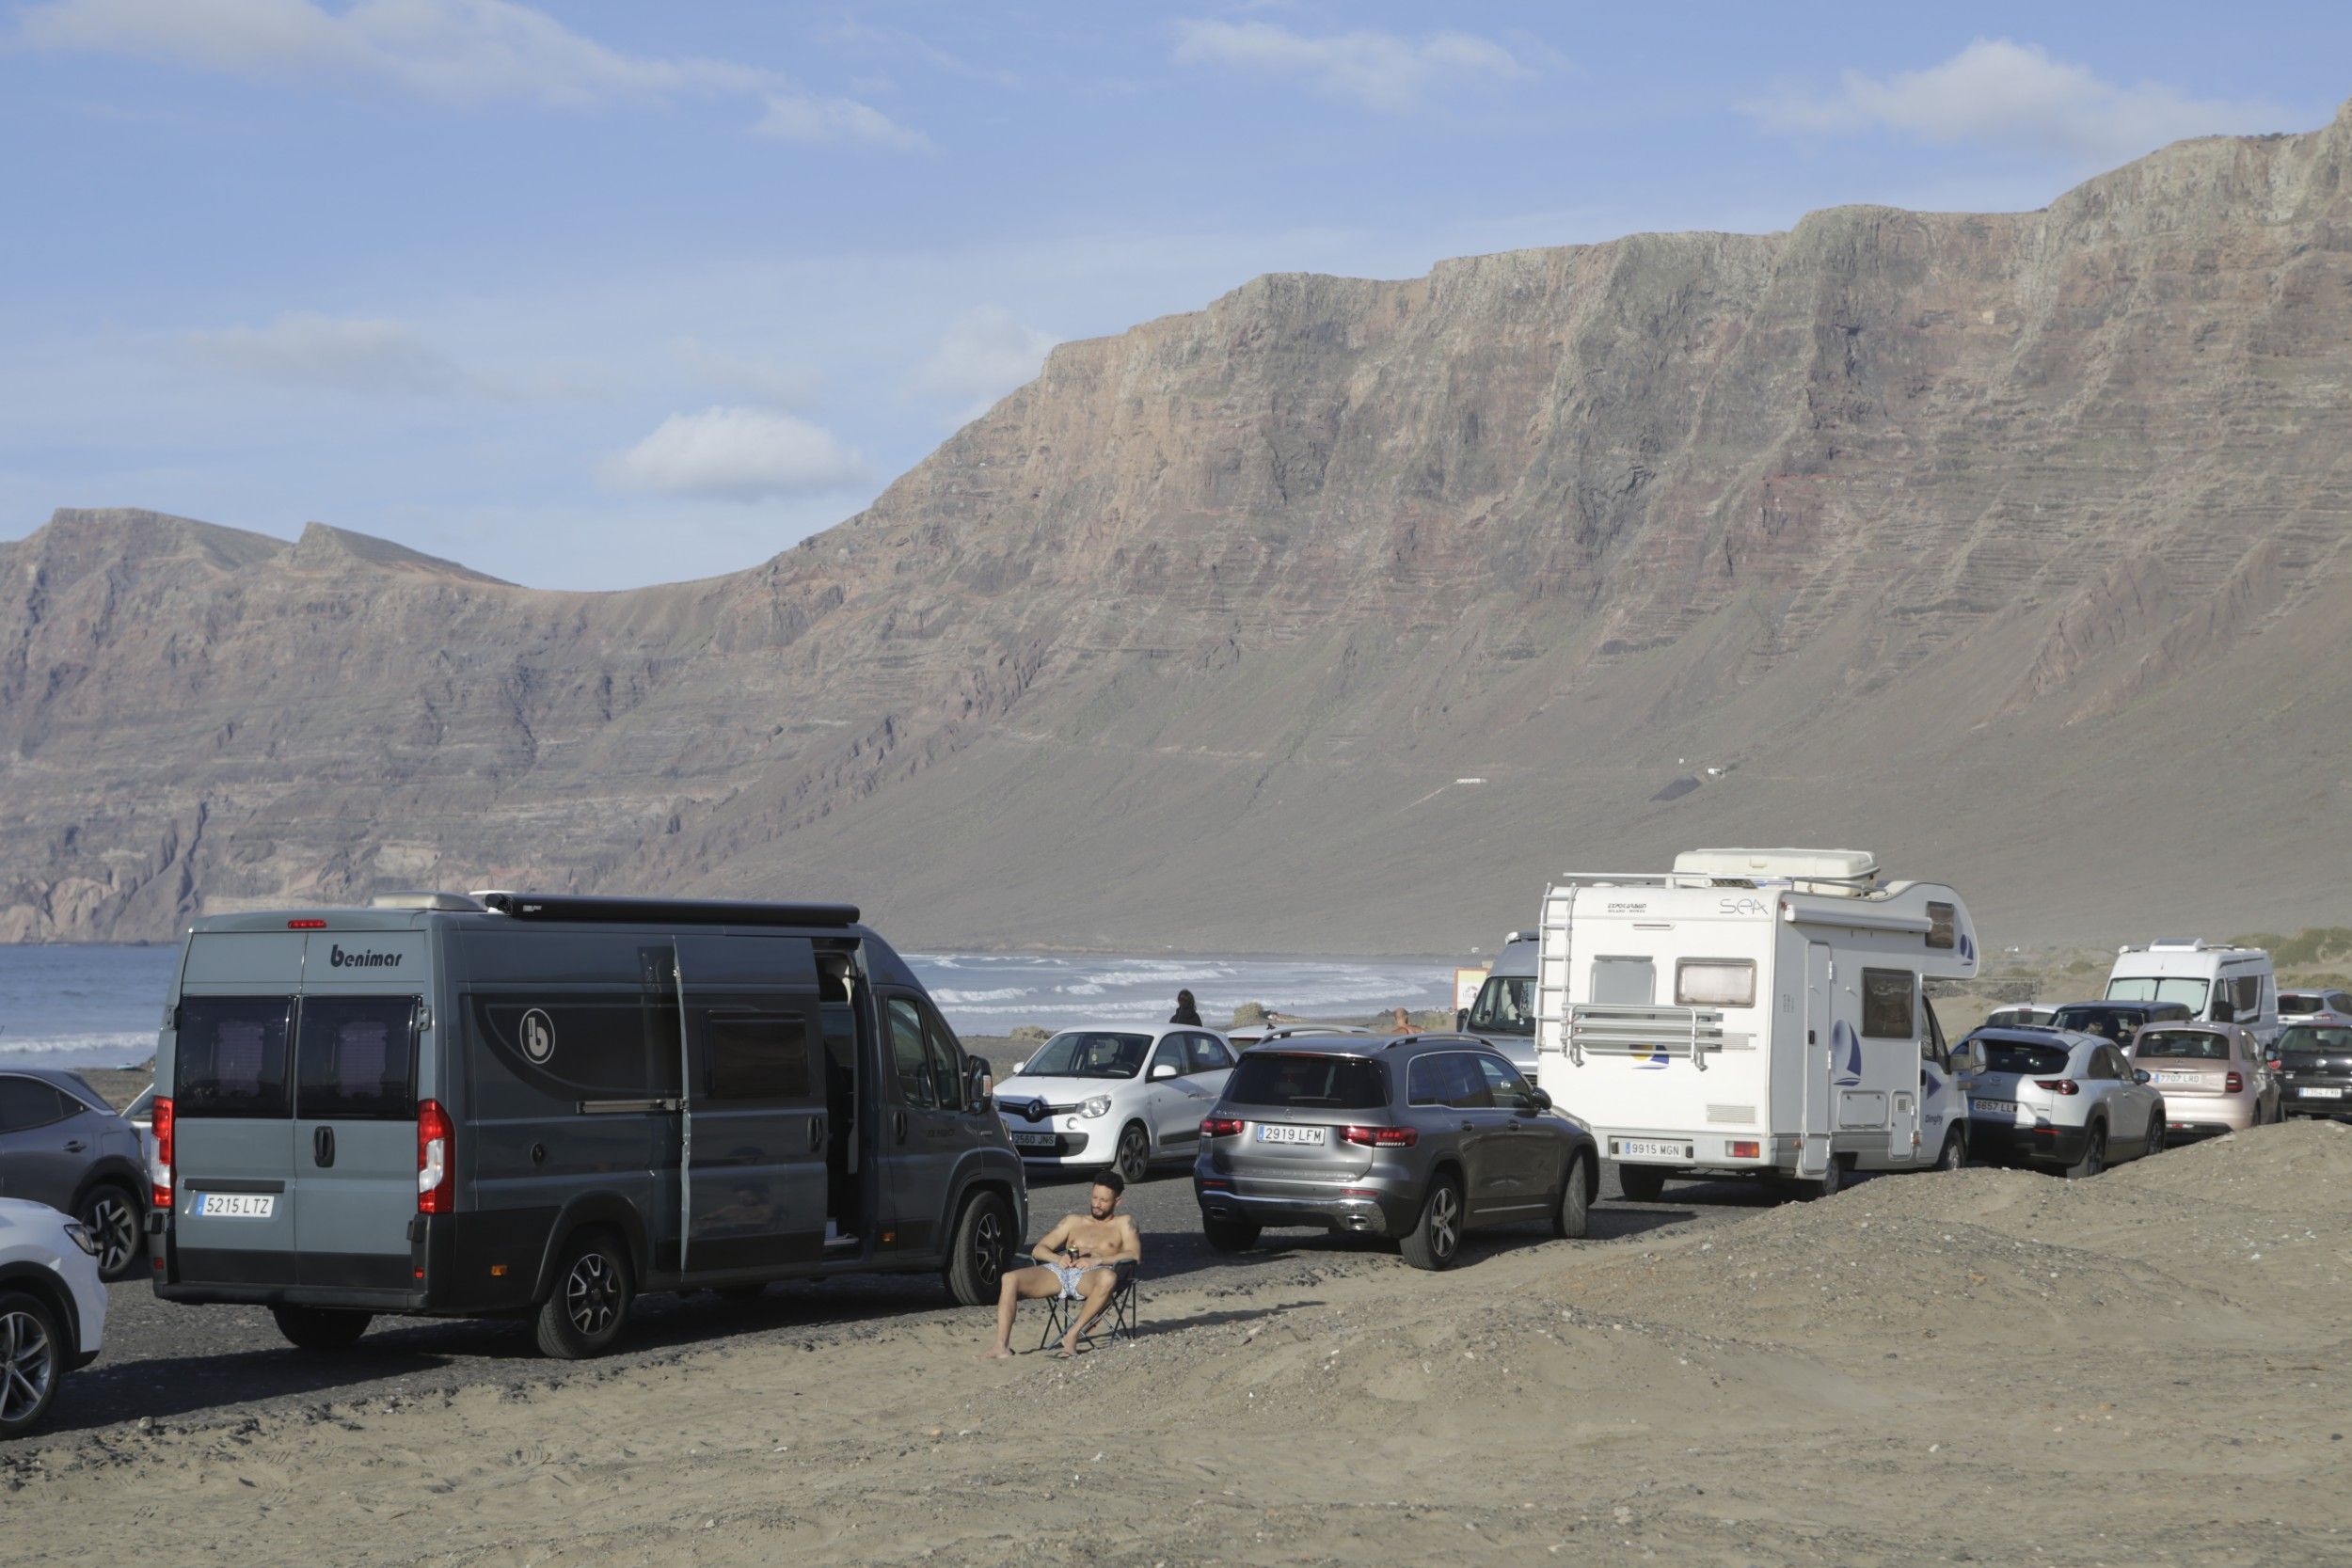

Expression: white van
xmin=1534 ymin=848 xmax=1980 ymax=1199
xmin=2106 ymin=940 xmax=2279 ymax=1044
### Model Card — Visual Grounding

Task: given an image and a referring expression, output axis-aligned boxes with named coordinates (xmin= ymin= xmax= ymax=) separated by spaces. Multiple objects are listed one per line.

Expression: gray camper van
xmin=149 ymin=892 xmax=1025 ymax=1357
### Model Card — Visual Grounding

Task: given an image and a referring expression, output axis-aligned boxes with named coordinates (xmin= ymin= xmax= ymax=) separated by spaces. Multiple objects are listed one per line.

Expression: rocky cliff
xmin=8 ymin=105 xmax=2352 ymax=951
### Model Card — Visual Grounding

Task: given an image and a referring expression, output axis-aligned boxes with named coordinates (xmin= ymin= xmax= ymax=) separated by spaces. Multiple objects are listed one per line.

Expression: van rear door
xmin=291 ymin=983 xmax=424 ymax=1292
xmin=168 ymin=934 xmax=304 ymax=1287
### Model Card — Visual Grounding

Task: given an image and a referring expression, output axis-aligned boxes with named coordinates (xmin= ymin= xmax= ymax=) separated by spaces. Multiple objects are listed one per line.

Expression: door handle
xmin=63 ymin=1140 xmax=87 ymax=1153
xmin=894 ymin=1109 xmax=909 ymax=1142
xmin=808 ymin=1115 xmax=825 ymax=1153
xmin=1461 ymin=1120 xmax=1477 ymax=1133
xmin=313 ymin=1126 xmax=336 ymax=1168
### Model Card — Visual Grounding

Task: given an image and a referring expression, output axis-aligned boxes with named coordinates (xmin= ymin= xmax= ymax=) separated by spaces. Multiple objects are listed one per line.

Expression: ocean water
xmin=0 ymin=943 xmax=1457 ymax=1070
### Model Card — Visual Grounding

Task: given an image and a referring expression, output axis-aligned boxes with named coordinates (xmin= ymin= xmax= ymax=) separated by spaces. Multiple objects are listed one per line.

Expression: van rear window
xmin=296 ymin=996 xmax=419 ymax=1120
xmin=174 ymin=996 xmax=294 ymax=1117
xmin=1226 ymin=1053 xmax=1388 ymax=1110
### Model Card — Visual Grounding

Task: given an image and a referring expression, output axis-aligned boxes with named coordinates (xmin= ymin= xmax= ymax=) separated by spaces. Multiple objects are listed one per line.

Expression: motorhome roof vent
xmin=1674 ymin=848 xmax=1881 ymax=890
xmin=2148 ymin=938 xmax=2211 ymax=951
xmin=369 ymin=891 xmax=486 ymax=911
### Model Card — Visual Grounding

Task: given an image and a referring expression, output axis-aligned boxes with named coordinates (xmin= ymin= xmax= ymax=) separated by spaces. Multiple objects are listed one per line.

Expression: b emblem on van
xmin=520 ymin=1009 xmax=557 ymax=1063
xmin=327 ymin=943 xmax=403 ymax=970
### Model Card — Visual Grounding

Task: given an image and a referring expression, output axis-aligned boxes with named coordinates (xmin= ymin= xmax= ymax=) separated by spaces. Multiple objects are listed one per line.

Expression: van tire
xmin=1787 ymin=1155 xmax=1845 ymax=1202
xmin=2063 ymin=1123 xmax=2106 ymax=1180
xmin=1616 ymin=1164 xmax=1666 ymax=1202
xmin=1552 ymin=1153 xmax=1593 ymax=1240
xmin=1113 ymin=1123 xmax=1152 ymax=1185
xmin=535 ymin=1229 xmax=632 ymax=1358
xmin=75 ymin=1181 xmax=144 ymax=1282
xmin=1400 ymin=1173 xmax=1464 ymax=1272
xmin=1202 ymin=1216 xmax=1259 ymax=1253
xmin=944 ymin=1190 xmax=1013 ymax=1307
xmin=1933 ymin=1131 xmax=1968 ymax=1172
xmin=0 ymin=1290 xmax=65 ymax=1439
xmin=270 ymin=1306 xmax=372 ymax=1351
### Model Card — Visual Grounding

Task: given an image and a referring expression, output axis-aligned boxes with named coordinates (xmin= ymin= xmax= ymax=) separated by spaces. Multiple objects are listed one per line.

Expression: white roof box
xmin=1675 ymin=847 xmax=1882 ymax=884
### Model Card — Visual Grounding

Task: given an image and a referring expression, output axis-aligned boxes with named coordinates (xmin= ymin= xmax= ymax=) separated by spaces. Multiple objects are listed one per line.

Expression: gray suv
xmin=1193 ymin=1035 xmax=1597 ymax=1270
xmin=0 ymin=1069 xmax=148 ymax=1281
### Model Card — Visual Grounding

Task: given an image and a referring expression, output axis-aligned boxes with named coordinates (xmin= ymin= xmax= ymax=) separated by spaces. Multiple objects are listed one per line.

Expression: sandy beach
xmin=7 ymin=1120 xmax=2347 ymax=1565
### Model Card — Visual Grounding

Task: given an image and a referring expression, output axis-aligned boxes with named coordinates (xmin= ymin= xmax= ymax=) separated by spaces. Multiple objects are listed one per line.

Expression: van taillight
xmin=1200 ymin=1117 xmax=1246 ymax=1138
xmin=1340 ymin=1124 xmax=1419 ymax=1148
xmin=2225 ymin=1071 xmax=2244 ymax=1094
xmin=151 ymin=1096 xmax=175 ymax=1211
xmin=417 ymin=1100 xmax=453 ymax=1213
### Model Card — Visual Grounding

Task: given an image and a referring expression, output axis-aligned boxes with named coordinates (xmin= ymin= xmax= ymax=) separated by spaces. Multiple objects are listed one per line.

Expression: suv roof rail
xmin=471 ymin=892 xmax=860 ymax=927
xmin=1384 ymin=1032 xmax=1485 ymax=1050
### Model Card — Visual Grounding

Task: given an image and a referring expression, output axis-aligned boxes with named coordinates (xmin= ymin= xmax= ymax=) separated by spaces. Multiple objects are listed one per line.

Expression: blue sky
xmin=1 ymin=2 xmax=2344 ymax=590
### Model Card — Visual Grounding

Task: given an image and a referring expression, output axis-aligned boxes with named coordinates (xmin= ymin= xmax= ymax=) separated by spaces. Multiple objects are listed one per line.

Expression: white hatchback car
xmin=996 ymin=1025 xmax=1238 ymax=1183
xmin=0 ymin=1196 xmax=108 ymax=1438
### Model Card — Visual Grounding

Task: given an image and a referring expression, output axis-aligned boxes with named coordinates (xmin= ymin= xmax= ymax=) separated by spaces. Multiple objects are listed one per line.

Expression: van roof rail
xmin=470 ymin=891 xmax=861 ymax=927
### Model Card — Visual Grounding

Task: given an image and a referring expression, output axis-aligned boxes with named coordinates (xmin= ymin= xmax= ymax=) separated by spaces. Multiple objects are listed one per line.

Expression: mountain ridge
xmin=7 ymin=104 xmax=2351 ymax=951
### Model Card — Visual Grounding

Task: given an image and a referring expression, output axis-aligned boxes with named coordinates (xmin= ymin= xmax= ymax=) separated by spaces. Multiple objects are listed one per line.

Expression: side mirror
xmin=1149 ymin=1062 xmax=1178 ymax=1081
xmin=966 ymin=1056 xmax=994 ymax=1109
xmin=1530 ymin=1087 xmax=1553 ymax=1112
xmin=2134 ymin=1069 xmax=2152 ymax=1085
xmin=1009 ymin=1058 xmax=1027 ymax=1076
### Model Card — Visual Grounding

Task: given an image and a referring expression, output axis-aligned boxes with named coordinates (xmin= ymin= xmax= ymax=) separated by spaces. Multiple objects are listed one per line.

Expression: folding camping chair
xmin=1035 ymin=1259 xmax=1139 ymax=1352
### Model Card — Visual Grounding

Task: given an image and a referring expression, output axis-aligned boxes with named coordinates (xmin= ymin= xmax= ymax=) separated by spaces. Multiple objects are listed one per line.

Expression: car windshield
xmin=1224 ymin=1052 xmax=1388 ymax=1110
xmin=2279 ymin=1026 xmax=2352 ymax=1057
xmin=1979 ymin=1038 xmax=2073 ymax=1075
xmin=2105 ymin=975 xmax=2209 ymax=1008
xmin=1467 ymin=975 xmax=1534 ymax=1035
xmin=2135 ymin=1030 xmax=2228 ymax=1061
xmin=1016 ymin=1031 xmax=1151 ymax=1079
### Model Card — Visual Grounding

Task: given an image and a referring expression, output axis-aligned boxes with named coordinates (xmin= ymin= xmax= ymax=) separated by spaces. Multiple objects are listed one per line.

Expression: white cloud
xmin=1169 ymin=18 xmax=1528 ymax=113
xmin=600 ymin=406 xmax=869 ymax=501
xmin=754 ymin=92 xmax=931 ymax=151
xmin=179 ymin=311 xmax=463 ymax=394
xmin=910 ymin=306 xmax=1058 ymax=424
xmin=1746 ymin=39 xmax=2288 ymax=164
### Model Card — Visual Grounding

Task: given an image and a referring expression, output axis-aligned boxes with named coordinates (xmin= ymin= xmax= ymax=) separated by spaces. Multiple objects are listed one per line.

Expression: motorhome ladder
xmin=1536 ymin=884 xmax=1576 ymax=1063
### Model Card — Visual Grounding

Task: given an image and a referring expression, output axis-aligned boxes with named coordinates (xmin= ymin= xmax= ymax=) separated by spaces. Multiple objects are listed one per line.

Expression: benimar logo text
xmin=328 ymin=943 xmax=402 ymax=969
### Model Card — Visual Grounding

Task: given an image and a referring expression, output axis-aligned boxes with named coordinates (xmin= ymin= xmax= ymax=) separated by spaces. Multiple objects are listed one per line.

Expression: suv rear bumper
xmin=1194 ymin=1180 xmax=1406 ymax=1237
xmin=1968 ymin=1118 xmax=2092 ymax=1166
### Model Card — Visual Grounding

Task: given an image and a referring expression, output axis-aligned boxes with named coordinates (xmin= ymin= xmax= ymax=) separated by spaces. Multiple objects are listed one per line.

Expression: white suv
xmin=996 ymin=1025 xmax=1237 ymax=1183
xmin=1962 ymin=1028 xmax=2167 ymax=1178
xmin=0 ymin=1196 xmax=108 ymax=1438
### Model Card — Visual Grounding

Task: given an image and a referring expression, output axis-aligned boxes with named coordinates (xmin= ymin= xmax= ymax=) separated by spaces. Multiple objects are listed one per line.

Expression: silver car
xmin=1962 ymin=1027 xmax=2167 ymax=1177
xmin=1194 ymin=1035 xmax=1598 ymax=1270
xmin=996 ymin=1025 xmax=1237 ymax=1183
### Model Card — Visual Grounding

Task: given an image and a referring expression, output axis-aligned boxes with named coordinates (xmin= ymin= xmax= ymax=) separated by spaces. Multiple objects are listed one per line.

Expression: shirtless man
xmin=983 ymin=1171 xmax=1140 ymax=1359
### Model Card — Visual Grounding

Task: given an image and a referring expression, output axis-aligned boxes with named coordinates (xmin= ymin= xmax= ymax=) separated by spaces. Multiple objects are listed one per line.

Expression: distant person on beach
xmin=1390 ymin=1006 xmax=1413 ymax=1034
xmin=982 ymin=1173 xmax=1140 ymax=1359
xmin=1169 ymin=989 xmax=1202 ymax=1026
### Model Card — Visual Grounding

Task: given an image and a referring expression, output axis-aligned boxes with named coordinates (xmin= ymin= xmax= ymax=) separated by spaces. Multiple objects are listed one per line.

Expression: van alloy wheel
xmin=1 ymin=1301 xmax=56 ymax=1433
xmin=566 ymin=1253 xmax=622 ymax=1337
xmin=80 ymin=1187 xmax=139 ymax=1280
xmin=972 ymin=1206 xmax=1006 ymax=1292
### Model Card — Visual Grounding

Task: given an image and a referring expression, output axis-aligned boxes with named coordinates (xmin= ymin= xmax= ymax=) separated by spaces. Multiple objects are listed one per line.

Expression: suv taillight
xmin=2033 ymin=1078 xmax=2080 ymax=1096
xmin=1200 ymin=1117 xmax=1245 ymax=1138
xmin=2225 ymin=1071 xmax=2244 ymax=1094
xmin=1340 ymin=1124 xmax=1419 ymax=1148
xmin=417 ymin=1100 xmax=453 ymax=1213
xmin=151 ymin=1096 xmax=175 ymax=1211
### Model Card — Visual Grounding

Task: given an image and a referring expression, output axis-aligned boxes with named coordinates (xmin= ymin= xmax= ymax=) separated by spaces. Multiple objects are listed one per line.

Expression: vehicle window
xmin=1406 ymin=1054 xmax=1447 ymax=1107
xmin=1475 ymin=1054 xmax=1536 ymax=1110
xmin=1429 ymin=1053 xmax=1492 ymax=1111
xmin=1467 ymin=976 xmax=1535 ymax=1035
xmin=1225 ymin=1052 xmax=1388 ymax=1110
xmin=2135 ymin=1030 xmax=2228 ymax=1061
xmin=2333 ymin=993 xmax=2352 ymax=1013
xmin=172 ymin=995 xmax=294 ymax=1117
xmin=295 ymin=995 xmax=419 ymax=1120
xmin=2083 ymin=1048 xmax=2119 ymax=1082
xmin=705 ymin=1010 xmax=813 ymax=1102
xmin=1926 ymin=901 xmax=1958 ymax=951
xmin=2280 ymin=1026 xmax=2352 ymax=1057
xmin=886 ymin=997 xmax=935 ymax=1109
xmin=1017 ymin=1031 xmax=1151 ymax=1079
xmin=0 ymin=1076 xmax=73 ymax=1132
xmin=1149 ymin=1037 xmax=1188 ymax=1080
xmin=1590 ymin=957 xmax=1656 ymax=1006
xmin=1674 ymin=958 xmax=1756 ymax=1008
xmin=1861 ymin=970 xmax=1916 ymax=1039
xmin=921 ymin=1005 xmax=966 ymax=1111
xmin=1921 ymin=996 xmax=1949 ymax=1068
xmin=1185 ymin=1034 xmax=1233 ymax=1073
xmin=2228 ymin=974 xmax=2263 ymax=1015
xmin=1978 ymin=1037 xmax=2071 ymax=1075
xmin=2280 ymin=991 xmax=2319 ymax=1014
xmin=2105 ymin=975 xmax=2210 ymax=1009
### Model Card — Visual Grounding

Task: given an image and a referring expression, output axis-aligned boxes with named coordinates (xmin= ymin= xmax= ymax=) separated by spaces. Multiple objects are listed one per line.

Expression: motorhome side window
xmin=172 ymin=996 xmax=294 ymax=1117
xmin=1675 ymin=959 xmax=1756 ymax=1008
xmin=705 ymin=1010 xmax=813 ymax=1102
xmin=1591 ymin=957 xmax=1657 ymax=1006
xmin=1926 ymin=901 xmax=1958 ymax=950
xmin=885 ymin=996 xmax=935 ymax=1109
xmin=1860 ymin=970 xmax=1916 ymax=1038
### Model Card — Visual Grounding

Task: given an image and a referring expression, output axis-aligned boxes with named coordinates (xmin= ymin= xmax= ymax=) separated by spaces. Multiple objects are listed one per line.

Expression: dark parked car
xmin=2276 ymin=1024 xmax=2352 ymax=1121
xmin=0 ymin=1069 xmax=149 ymax=1281
xmin=2047 ymin=1000 xmax=2194 ymax=1045
xmin=1193 ymin=1035 xmax=1597 ymax=1270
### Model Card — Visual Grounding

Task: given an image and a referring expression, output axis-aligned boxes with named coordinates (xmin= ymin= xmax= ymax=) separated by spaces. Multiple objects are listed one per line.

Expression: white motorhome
xmin=1533 ymin=848 xmax=1980 ymax=1199
xmin=2106 ymin=940 xmax=2279 ymax=1044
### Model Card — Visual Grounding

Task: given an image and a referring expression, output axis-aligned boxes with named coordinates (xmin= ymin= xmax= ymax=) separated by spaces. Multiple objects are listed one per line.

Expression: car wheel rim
xmin=1 ymin=1309 xmax=54 ymax=1425
xmin=1120 ymin=1130 xmax=1147 ymax=1179
xmin=566 ymin=1254 xmax=619 ymax=1336
xmin=88 ymin=1194 xmax=135 ymax=1275
xmin=975 ymin=1209 xmax=1004 ymax=1289
xmin=1430 ymin=1188 xmax=1459 ymax=1258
